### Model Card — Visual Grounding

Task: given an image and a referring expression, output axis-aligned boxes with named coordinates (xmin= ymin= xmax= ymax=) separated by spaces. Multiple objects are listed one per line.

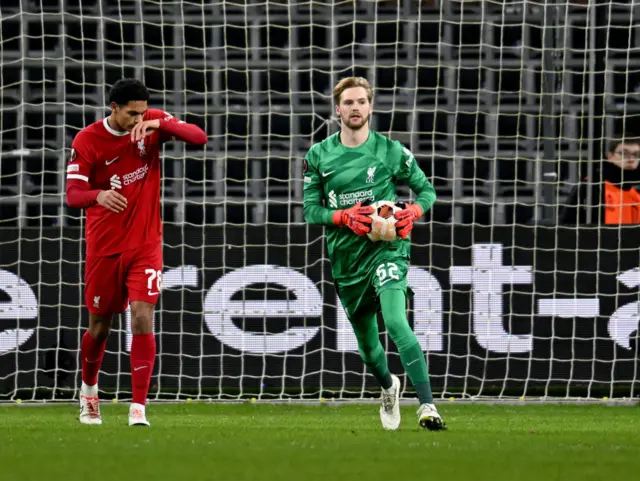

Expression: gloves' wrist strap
xmin=331 ymin=210 xmax=345 ymax=226
xmin=411 ymin=203 xmax=423 ymax=219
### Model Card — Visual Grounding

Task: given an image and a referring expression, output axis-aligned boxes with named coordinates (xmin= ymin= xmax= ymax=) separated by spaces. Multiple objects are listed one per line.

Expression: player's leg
xmin=82 ymin=312 xmax=112 ymax=388
xmin=80 ymin=254 xmax=124 ymax=425
xmin=128 ymin=300 xmax=156 ymax=426
xmin=350 ymin=311 xmax=402 ymax=431
xmin=337 ymin=282 xmax=392 ymax=389
xmin=351 ymin=312 xmax=393 ymax=390
xmin=124 ymin=242 xmax=162 ymax=426
xmin=79 ymin=313 xmax=112 ymax=424
xmin=338 ymin=282 xmax=401 ymax=430
xmin=379 ymin=290 xmax=445 ymax=431
xmin=374 ymin=260 xmax=446 ymax=431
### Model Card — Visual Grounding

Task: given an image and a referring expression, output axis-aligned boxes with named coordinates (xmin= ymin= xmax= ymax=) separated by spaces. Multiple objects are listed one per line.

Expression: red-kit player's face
xmin=111 ymin=101 xmax=149 ymax=132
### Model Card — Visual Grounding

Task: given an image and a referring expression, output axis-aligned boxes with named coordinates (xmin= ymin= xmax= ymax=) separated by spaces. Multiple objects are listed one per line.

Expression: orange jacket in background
xmin=559 ymin=162 xmax=640 ymax=225
xmin=603 ymin=180 xmax=640 ymax=224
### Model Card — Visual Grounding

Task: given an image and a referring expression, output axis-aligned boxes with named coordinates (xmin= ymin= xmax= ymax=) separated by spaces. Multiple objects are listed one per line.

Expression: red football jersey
xmin=66 ymin=108 xmax=173 ymax=257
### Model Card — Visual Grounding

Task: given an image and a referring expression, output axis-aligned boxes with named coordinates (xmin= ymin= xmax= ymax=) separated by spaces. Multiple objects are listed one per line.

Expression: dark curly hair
xmin=108 ymin=78 xmax=150 ymax=106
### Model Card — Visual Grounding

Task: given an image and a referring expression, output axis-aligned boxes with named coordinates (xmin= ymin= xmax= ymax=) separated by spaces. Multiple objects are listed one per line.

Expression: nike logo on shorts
xmin=133 ymin=365 xmax=148 ymax=371
xmin=322 ymin=171 xmax=335 ymax=177
xmin=148 ymin=291 xmax=160 ymax=296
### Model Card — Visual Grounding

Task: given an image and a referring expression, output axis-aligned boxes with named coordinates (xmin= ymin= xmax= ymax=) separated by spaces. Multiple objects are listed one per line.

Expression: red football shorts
xmin=84 ymin=241 xmax=163 ymax=315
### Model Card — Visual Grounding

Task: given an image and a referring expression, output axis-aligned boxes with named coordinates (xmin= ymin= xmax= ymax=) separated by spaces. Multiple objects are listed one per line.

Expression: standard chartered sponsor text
xmin=123 ymin=165 xmax=149 ymax=186
xmin=338 ymin=189 xmax=374 ymax=206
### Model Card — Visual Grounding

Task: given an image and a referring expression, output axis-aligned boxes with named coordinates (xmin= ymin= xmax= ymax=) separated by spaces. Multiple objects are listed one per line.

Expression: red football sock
xmin=130 ymin=333 xmax=156 ymax=405
xmin=81 ymin=330 xmax=107 ymax=386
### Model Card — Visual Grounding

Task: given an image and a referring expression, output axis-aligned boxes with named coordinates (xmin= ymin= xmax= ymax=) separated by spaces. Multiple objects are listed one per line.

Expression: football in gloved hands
xmin=366 ymin=200 xmax=403 ymax=242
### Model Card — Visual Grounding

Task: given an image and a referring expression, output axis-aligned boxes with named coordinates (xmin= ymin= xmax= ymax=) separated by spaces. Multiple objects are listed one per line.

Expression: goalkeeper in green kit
xmin=303 ymin=77 xmax=445 ymax=431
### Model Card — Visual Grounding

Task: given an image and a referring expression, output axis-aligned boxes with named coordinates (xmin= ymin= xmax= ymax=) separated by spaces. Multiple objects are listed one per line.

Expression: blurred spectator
xmin=559 ymin=133 xmax=640 ymax=225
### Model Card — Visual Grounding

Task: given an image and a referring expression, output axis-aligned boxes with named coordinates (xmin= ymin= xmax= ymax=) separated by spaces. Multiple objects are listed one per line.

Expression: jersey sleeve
xmin=65 ymin=131 xmax=102 ymax=208
xmin=66 ymin=133 xmax=94 ymax=184
xmin=303 ymin=146 xmax=335 ymax=226
xmin=147 ymin=108 xmax=208 ymax=145
xmin=392 ymin=143 xmax=436 ymax=215
xmin=145 ymin=109 xmax=176 ymax=143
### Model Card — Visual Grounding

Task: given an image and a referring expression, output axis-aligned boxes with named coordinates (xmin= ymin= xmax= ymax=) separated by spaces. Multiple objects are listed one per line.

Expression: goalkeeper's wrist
xmin=331 ymin=209 xmax=345 ymax=226
xmin=410 ymin=203 xmax=424 ymax=219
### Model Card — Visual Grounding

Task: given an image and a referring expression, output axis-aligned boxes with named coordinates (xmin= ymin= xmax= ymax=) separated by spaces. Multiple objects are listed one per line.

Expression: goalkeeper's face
xmin=336 ymin=87 xmax=372 ymax=131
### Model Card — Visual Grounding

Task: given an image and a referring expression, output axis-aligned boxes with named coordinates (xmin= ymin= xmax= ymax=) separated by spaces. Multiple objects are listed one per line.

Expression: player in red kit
xmin=65 ymin=79 xmax=207 ymax=426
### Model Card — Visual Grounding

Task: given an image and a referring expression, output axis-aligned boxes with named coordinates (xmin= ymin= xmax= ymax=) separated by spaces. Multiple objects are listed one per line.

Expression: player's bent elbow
xmin=65 ymin=191 xmax=78 ymax=208
xmin=195 ymin=132 xmax=208 ymax=145
xmin=191 ymin=128 xmax=208 ymax=145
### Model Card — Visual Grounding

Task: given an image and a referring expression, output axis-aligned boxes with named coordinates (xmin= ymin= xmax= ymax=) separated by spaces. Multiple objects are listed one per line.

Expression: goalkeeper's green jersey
xmin=303 ymin=130 xmax=436 ymax=283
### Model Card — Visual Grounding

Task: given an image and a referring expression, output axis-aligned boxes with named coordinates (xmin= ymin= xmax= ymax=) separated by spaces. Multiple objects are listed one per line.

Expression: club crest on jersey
xmin=137 ymin=139 xmax=146 ymax=157
xmin=366 ymin=166 xmax=376 ymax=183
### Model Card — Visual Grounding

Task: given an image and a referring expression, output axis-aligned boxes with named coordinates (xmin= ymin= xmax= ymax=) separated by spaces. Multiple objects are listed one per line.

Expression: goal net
xmin=1 ymin=0 xmax=639 ymax=402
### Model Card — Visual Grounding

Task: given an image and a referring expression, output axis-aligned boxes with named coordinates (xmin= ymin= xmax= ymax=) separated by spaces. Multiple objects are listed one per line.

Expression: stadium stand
xmin=1 ymin=0 xmax=639 ymax=226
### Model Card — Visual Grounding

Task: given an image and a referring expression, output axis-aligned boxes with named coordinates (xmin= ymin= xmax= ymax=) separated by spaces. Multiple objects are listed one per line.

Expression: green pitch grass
xmin=1 ymin=403 xmax=638 ymax=481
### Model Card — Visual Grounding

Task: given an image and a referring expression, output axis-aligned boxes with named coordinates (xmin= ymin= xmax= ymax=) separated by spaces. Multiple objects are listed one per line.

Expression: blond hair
xmin=333 ymin=77 xmax=373 ymax=105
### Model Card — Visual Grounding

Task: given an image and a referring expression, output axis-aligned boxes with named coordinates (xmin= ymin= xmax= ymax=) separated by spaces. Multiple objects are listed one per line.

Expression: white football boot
xmin=379 ymin=374 xmax=401 ymax=430
xmin=79 ymin=382 xmax=102 ymax=425
xmin=128 ymin=402 xmax=150 ymax=427
xmin=417 ymin=403 xmax=446 ymax=431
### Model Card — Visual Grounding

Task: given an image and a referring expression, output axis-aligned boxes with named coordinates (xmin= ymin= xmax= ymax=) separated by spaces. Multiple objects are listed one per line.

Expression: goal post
xmin=0 ymin=1 xmax=639 ymax=402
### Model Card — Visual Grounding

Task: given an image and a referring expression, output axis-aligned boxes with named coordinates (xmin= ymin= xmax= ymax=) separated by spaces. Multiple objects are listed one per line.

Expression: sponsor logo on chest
xmin=328 ymin=189 xmax=375 ymax=208
xmin=109 ymin=164 xmax=149 ymax=190
xmin=325 ymin=164 xmax=378 ymax=207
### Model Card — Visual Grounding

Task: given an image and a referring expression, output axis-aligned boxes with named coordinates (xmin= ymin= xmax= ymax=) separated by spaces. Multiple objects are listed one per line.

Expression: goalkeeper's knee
xmin=357 ymin=340 xmax=384 ymax=364
xmin=380 ymin=291 xmax=417 ymax=352
xmin=385 ymin=318 xmax=418 ymax=352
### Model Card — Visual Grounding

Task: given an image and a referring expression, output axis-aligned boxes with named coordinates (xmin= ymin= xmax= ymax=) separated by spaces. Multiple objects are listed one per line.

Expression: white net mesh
xmin=0 ymin=0 xmax=639 ymax=402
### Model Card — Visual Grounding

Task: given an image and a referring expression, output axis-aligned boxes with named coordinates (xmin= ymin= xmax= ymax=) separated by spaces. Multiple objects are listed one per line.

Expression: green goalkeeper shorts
xmin=335 ymin=256 xmax=412 ymax=322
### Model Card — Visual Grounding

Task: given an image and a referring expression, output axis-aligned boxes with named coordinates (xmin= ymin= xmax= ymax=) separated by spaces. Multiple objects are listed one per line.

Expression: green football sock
xmin=351 ymin=312 xmax=393 ymax=390
xmin=380 ymin=289 xmax=434 ymax=404
xmin=398 ymin=342 xmax=433 ymax=404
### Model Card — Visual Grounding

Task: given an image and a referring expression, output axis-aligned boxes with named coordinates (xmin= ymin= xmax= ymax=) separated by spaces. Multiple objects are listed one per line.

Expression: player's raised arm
xmin=392 ymin=146 xmax=436 ymax=239
xmin=130 ymin=111 xmax=207 ymax=145
xmin=302 ymin=150 xmax=373 ymax=234
xmin=156 ymin=113 xmax=208 ymax=145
